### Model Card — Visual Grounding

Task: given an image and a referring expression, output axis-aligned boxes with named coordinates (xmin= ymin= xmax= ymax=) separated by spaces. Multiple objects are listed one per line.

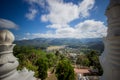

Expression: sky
xmin=0 ymin=0 xmax=109 ymax=40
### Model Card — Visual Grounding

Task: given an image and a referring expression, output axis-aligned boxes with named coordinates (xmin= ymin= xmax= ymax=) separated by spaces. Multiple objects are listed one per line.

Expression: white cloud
xmin=25 ymin=0 xmax=95 ymax=23
xmin=25 ymin=0 xmax=46 ymax=8
xmin=24 ymin=20 xmax=107 ymax=39
xmin=41 ymin=0 xmax=79 ymax=24
xmin=41 ymin=0 xmax=95 ymax=24
xmin=56 ymin=28 xmax=76 ymax=38
xmin=78 ymin=0 xmax=95 ymax=17
xmin=41 ymin=15 xmax=48 ymax=22
xmin=21 ymin=37 xmax=29 ymax=40
xmin=24 ymin=0 xmax=107 ymax=39
xmin=25 ymin=8 xmax=38 ymax=20
xmin=0 ymin=18 xmax=18 ymax=29
xmin=26 ymin=32 xmax=31 ymax=35
xmin=47 ymin=24 xmax=69 ymax=29
xmin=25 ymin=0 xmax=46 ymax=20
xmin=75 ymin=20 xmax=107 ymax=38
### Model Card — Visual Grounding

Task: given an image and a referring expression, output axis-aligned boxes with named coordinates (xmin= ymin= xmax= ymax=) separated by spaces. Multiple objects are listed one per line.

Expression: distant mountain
xmin=80 ymin=38 xmax=103 ymax=43
xmin=14 ymin=38 xmax=104 ymax=52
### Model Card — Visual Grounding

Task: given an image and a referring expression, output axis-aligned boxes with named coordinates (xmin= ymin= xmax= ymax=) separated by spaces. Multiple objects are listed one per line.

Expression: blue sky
xmin=0 ymin=0 xmax=109 ymax=40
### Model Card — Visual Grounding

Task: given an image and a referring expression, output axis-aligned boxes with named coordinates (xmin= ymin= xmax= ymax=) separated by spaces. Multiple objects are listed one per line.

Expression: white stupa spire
xmin=100 ymin=0 xmax=120 ymax=80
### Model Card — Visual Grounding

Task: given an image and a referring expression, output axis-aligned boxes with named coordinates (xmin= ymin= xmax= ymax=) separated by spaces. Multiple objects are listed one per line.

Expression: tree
xmin=36 ymin=58 xmax=48 ymax=80
xmin=14 ymin=45 xmax=49 ymax=77
xmin=46 ymin=53 xmax=57 ymax=68
xmin=55 ymin=59 xmax=75 ymax=80
xmin=86 ymin=51 xmax=98 ymax=66
xmin=76 ymin=55 xmax=90 ymax=67
xmin=86 ymin=51 xmax=103 ymax=75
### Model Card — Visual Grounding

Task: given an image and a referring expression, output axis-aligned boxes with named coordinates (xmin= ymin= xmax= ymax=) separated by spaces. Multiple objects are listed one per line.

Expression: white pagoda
xmin=99 ymin=0 xmax=120 ymax=80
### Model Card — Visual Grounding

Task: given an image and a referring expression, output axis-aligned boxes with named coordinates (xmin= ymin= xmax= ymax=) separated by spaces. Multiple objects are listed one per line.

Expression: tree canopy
xmin=55 ymin=59 xmax=75 ymax=80
xmin=36 ymin=58 xmax=48 ymax=80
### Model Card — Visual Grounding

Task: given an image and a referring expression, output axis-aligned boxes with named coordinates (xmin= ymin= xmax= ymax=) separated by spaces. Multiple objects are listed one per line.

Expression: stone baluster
xmin=0 ymin=30 xmax=36 ymax=80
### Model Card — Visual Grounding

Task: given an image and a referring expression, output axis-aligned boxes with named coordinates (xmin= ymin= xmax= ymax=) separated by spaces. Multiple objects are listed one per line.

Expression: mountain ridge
xmin=14 ymin=38 xmax=104 ymax=52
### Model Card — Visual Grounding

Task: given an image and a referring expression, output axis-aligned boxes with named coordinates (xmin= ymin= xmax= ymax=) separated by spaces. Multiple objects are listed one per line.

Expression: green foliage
xmin=14 ymin=45 xmax=103 ymax=80
xmin=46 ymin=53 xmax=57 ymax=68
xmin=86 ymin=51 xmax=99 ymax=66
xmin=76 ymin=50 xmax=103 ymax=75
xmin=14 ymin=46 xmax=48 ymax=77
xmin=86 ymin=51 xmax=103 ymax=75
xmin=55 ymin=59 xmax=75 ymax=80
xmin=16 ymin=54 xmax=38 ymax=76
xmin=14 ymin=46 xmax=34 ymax=56
xmin=36 ymin=58 xmax=48 ymax=80
xmin=76 ymin=55 xmax=90 ymax=67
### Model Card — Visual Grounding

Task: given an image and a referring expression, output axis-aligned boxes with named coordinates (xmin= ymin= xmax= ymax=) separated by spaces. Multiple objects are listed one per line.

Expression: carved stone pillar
xmin=0 ymin=30 xmax=36 ymax=80
xmin=99 ymin=0 xmax=120 ymax=80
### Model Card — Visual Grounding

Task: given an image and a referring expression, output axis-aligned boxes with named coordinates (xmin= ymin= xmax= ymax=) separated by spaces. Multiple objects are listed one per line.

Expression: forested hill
xmin=14 ymin=38 xmax=104 ymax=52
